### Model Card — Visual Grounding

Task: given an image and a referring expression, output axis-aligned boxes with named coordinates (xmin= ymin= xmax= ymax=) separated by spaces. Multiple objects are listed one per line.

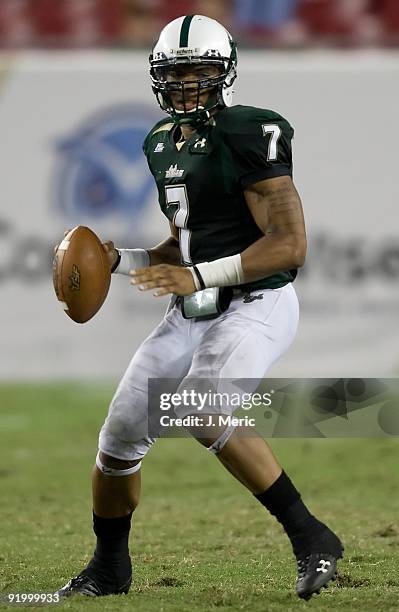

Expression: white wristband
xmin=114 ymin=248 xmax=150 ymax=275
xmin=195 ymin=254 xmax=244 ymax=288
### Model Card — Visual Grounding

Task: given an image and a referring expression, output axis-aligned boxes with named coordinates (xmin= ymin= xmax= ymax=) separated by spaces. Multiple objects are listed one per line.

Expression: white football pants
xmin=99 ymin=283 xmax=299 ymax=461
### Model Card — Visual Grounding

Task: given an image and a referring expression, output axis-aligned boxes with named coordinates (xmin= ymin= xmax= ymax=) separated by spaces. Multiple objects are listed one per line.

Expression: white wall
xmin=0 ymin=51 xmax=398 ymax=379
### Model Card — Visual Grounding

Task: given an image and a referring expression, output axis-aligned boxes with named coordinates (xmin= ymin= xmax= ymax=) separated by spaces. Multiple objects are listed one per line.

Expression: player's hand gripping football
xmin=130 ymin=265 xmax=196 ymax=297
xmin=101 ymin=240 xmax=119 ymax=270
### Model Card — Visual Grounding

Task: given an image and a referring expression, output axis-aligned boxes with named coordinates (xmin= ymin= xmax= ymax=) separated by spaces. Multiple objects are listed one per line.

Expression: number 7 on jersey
xmin=165 ymin=184 xmax=192 ymax=264
xmin=262 ymin=124 xmax=282 ymax=161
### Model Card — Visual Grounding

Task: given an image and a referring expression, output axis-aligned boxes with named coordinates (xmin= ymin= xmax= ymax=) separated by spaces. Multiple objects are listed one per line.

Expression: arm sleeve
xmin=224 ymin=110 xmax=294 ymax=188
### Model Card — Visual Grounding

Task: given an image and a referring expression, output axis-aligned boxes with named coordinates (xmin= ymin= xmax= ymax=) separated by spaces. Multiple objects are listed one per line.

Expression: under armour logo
xmin=194 ymin=138 xmax=206 ymax=149
xmin=316 ymin=560 xmax=331 ymax=573
xmin=205 ymin=49 xmax=220 ymax=57
xmin=243 ymin=293 xmax=263 ymax=303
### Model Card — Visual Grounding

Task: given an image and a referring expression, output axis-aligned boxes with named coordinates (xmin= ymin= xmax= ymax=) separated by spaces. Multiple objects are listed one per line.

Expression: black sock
xmin=254 ymin=471 xmax=330 ymax=556
xmin=92 ymin=512 xmax=132 ymax=559
xmin=85 ymin=512 xmax=132 ymax=588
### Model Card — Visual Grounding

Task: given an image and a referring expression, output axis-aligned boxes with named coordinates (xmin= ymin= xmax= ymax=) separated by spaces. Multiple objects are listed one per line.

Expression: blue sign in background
xmin=53 ymin=103 xmax=161 ymax=236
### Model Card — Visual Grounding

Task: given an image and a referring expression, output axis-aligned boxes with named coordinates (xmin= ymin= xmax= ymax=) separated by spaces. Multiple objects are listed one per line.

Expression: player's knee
xmin=99 ymin=409 xmax=156 ymax=463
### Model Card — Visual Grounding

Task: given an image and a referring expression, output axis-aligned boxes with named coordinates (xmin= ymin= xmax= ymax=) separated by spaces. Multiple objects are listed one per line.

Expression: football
xmin=52 ymin=226 xmax=111 ymax=323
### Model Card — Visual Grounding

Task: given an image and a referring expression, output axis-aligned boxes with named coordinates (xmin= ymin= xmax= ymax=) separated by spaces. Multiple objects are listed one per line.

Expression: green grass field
xmin=1 ymin=383 xmax=399 ymax=611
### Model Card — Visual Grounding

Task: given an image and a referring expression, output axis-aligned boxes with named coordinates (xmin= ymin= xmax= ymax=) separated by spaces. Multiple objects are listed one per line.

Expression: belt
xmin=176 ymin=287 xmax=262 ymax=301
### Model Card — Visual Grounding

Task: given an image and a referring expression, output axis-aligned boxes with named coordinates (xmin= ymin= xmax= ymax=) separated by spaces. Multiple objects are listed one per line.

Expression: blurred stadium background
xmin=1 ymin=0 xmax=399 ymax=48
xmin=0 ymin=0 xmax=398 ymax=380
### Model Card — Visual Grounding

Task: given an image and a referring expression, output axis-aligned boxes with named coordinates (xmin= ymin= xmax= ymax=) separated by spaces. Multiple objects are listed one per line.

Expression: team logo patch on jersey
xmin=154 ymin=142 xmax=164 ymax=153
xmin=165 ymin=164 xmax=184 ymax=178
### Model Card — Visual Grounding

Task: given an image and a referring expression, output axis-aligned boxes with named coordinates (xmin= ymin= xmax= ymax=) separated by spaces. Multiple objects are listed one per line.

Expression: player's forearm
xmin=191 ymin=234 xmax=306 ymax=290
xmin=240 ymin=233 xmax=306 ymax=282
xmin=147 ymin=236 xmax=181 ymax=266
xmin=113 ymin=236 xmax=180 ymax=275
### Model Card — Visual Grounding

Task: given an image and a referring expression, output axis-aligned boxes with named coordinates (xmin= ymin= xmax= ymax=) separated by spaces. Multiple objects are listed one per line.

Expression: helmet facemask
xmin=150 ymin=49 xmax=237 ymax=126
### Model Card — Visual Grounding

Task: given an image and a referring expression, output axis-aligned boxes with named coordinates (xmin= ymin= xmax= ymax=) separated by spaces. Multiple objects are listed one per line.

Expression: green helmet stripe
xmin=179 ymin=15 xmax=194 ymax=47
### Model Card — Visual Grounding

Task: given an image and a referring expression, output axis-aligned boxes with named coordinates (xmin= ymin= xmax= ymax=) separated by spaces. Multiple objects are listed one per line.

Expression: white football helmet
xmin=149 ymin=15 xmax=237 ymax=125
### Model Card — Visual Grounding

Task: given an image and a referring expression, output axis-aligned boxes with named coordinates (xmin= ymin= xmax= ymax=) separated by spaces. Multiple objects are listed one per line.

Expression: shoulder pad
xmin=216 ymin=105 xmax=293 ymax=137
xmin=215 ymin=105 xmax=294 ymax=187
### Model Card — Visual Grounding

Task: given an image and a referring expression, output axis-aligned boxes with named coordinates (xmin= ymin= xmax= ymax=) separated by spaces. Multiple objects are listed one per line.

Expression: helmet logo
xmin=171 ymin=47 xmax=200 ymax=56
xmin=204 ymin=49 xmax=221 ymax=57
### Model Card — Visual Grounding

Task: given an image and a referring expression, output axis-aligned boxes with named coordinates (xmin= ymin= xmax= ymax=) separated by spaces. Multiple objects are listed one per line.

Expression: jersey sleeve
xmin=222 ymin=108 xmax=294 ymax=188
xmin=142 ymin=125 xmax=160 ymax=177
xmin=142 ymin=118 xmax=173 ymax=175
xmin=142 ymin=126 xmax=156 ymax=160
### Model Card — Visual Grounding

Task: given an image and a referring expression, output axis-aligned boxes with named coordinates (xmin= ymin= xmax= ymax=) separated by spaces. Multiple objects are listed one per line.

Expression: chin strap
xmin=173 ymin=108 xmax=212 ymax=127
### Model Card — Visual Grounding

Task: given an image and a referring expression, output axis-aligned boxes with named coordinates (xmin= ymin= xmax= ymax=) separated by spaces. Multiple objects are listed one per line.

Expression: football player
xmin=58 ymin=15 xmax=343 ymax=601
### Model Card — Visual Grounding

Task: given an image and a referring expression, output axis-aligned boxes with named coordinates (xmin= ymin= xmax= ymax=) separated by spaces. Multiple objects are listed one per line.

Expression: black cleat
xmin=57 ymin=571 xmax=131 ymax=598
xmin=296 ymin=547 xmax=343 ymax=600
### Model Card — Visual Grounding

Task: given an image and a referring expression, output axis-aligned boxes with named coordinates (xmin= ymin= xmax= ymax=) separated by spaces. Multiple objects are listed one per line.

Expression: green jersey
xmin=143 ymin=104 xmax=297 ymax=291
